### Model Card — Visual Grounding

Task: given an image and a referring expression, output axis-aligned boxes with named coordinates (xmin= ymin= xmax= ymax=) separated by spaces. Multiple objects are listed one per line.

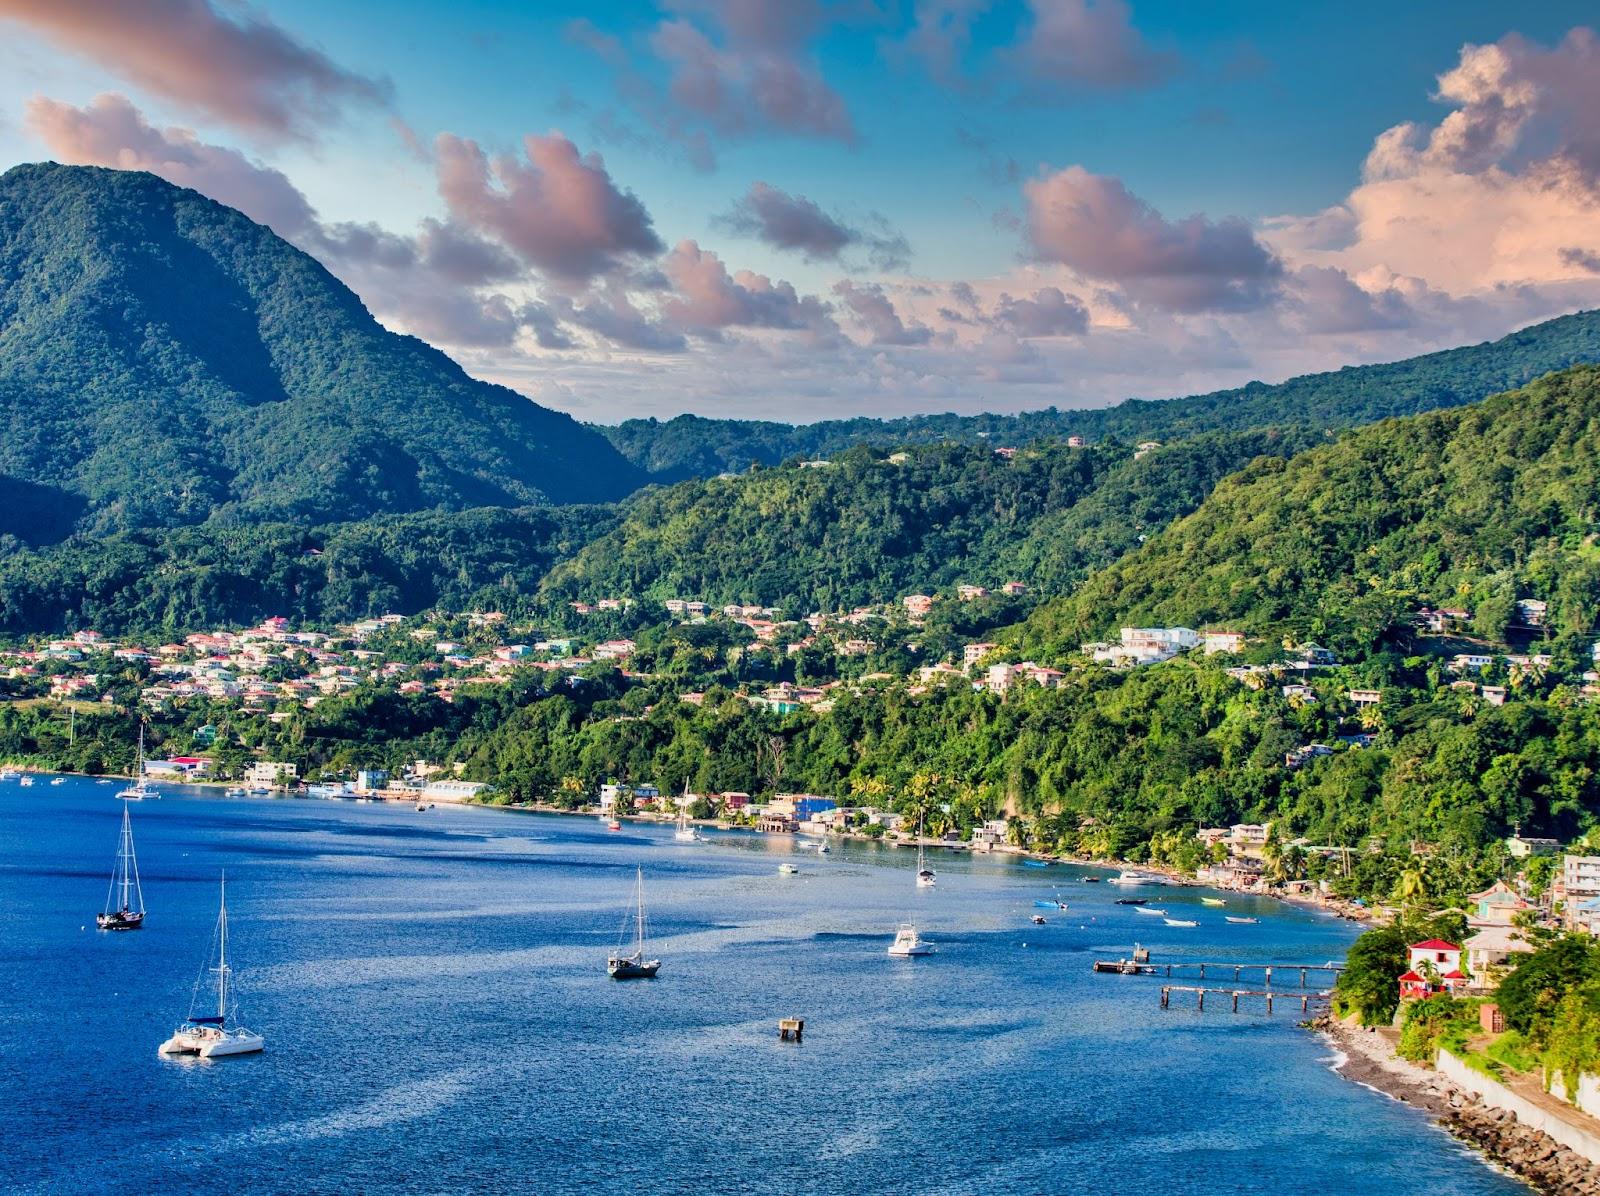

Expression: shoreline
xmin=1318 ymin=1015 xmax=1600 ymax=1193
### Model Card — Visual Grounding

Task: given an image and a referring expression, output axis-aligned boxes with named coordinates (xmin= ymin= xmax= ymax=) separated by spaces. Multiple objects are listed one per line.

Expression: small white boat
xmin=1109 ymin=871 xmax=1164 ymax=886
xmin=778 ymin=863 xmax=799 ymax=875
xmin=117 ymin=726 xmax=158 ymax=801
xmin=1201 ymin=897 xmax=1225 ymax=907
xmin=672 ymin=800 xmax=701 ymax=843
xmin=1163 ymin=918 xmax=1198 ymax=928
xmin=1133 ymin=906 xmax=1167 ymax=916
xmin=225 ymin=787 xmax=246 ymax=797
xmin=159 ymin=875 xmax=264 ymax=1058
xmin=1225 ymin=916 xmax=1260 ymax=925
xmin=815 ymin=840 xmax=830 ymax=854
xmin=0 ymin=767 xmax=17 ymax=780
xmin=50 ymin=776 xmax=66 ymax=786
xmin=887 ymin=923 xmax=934 ymax=957
xmin=19 ymin=775 xmax=34 ymax=787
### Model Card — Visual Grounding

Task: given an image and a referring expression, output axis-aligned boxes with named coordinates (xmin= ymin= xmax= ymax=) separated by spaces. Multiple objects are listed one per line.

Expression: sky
xmin=3 ymin=2 xmax=1600 ymax=424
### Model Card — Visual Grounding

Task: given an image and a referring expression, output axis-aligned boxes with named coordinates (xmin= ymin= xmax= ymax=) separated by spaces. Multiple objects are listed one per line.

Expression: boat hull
xmin=887 ymin=944 xmax=935 ymax=957
xmin=159 ymin=1028 xmax=264 ymax=1057
xmin=608 ymin=959 xmax=661 ymax=980
xmin=96 ymin=910 xmax=144 ymax=931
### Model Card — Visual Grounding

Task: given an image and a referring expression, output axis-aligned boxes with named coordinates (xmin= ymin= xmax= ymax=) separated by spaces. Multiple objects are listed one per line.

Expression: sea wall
xmin=1437 ymin=1050 xmax=1600 ymax=1192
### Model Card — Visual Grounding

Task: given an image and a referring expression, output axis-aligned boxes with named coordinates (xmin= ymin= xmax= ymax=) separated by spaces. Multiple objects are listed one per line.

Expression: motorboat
xmin=1133 ymin=906 xmax=1167 ymax=916
xmin=96 ymin=803 xmax=145 ymax=931
xmin=607 ymin=867 xmax=661 ymax=979
xmin=19 ymin=775 xmax=33 ymax=787
xmin=159 ymin=875 xmax=264 ymax=1058
xmin=1081 ymin=876 xmax=1100 ymax=883
xmin=1114 ymin=898 xmax=1147 ymax=906
xmin=778 ymin=863 xmax=799 ymax=875
xmin=49 ymin=776 xmax=66 ymax=786
xmin=887 ymin=924 xmax=934 ymax=957
xmin=1163 ymin=918 xmax=1198 ymax=928
xmin=1031 ymin=914 xmax=1046 ymax=925
xmin=1225 ymin=916 xmax=1260 ymax=924
xmin=1109 ymin=871 xmax=1162 ymax=886
xmin=0 ymin=767 xmax=17 ymax=781
xmin=225 ymin=787 xmax=246 ymax=798
xmin=1201 ymin=897 xmax=1226 ymax=907
xmin=815 ymin=840 xmax=830 ymax=854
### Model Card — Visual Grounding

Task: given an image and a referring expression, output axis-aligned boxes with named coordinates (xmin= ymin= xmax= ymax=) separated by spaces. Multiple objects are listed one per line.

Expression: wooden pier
xmin=1159 ymin=985 xmax=1332 ymax=1015
xmin=1093 ymin=958 xmax=1342 ymax=987
xmin=778 ymin=1018 xmax=805 ymax=1042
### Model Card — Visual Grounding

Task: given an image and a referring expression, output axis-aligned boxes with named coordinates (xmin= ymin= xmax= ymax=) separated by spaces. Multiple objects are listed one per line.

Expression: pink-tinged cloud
xmin=1025 ymin=165 xmax=1282 ymax=312
xmin=991 ymin=286 xmax=1089 ymax=336
xmin=1014 ymin=0 xmax=1176 ymax=92
xmin=0 ymin=0 xmax=390 ymax=140
xmin=647 ymin=3 xmax=855 ymax=143
xmin=435 ymin=132 xmax=663 ymax=285
xmin=720 ymin=181 xmax=909 ymax=269
xmin=896 ymin=0 xmax=989 ymax=85
xmin=25 ymin=93 xmax=318 ymax=235
xmin=833 ymin=281 xmax=932 ymax=345
xmin=660 ymin=239 xmax=834 ymax=336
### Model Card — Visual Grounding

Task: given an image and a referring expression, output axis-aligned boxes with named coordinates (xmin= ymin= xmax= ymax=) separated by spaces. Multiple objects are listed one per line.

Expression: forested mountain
xmin=0 ymin=163 xmax=643 ymax=534
xmin=0 ymin=506 xmax=613 ymax=637
xmin=600 ymin=309 xmax=1600 ymax=480
xmin=538 ymin=431 xmax=1316 ymax=613
xmin=1011 ymin=365 xmax=1600 ymax=661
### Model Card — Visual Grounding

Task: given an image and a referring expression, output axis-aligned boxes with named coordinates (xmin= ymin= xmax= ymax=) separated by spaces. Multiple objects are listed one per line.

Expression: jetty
xmin=778 ymin=1018 xmax=805 ymax=1042
xmin=1160 ymin=985 xmax=1332 ymax=1015
xmin=1092 ymin=957 xmax=1343 ymax=987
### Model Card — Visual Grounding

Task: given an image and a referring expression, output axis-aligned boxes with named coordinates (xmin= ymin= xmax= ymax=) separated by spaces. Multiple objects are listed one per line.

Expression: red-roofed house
xmin=1400 ymin=939 xmax=1467 ymax=1000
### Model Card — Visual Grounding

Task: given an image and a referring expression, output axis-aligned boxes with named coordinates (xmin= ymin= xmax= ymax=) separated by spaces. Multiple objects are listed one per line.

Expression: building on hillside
xmin=901 ymin=594 xmax=935 ymax=619
xmin=1347 ymin=688 xmax=1382 ymax=707
xmin=1398 ymin=939 xmax=1467 ymax=1000
xmin=1203 ymin=631 xmax=1246 ymax=655
xmin=1465 ymin=926 xmax=1534 ymax=979
xmin=1466 ymin=880 xmax=1532 ymax=928
xmin=963 ymin=642 xmax=998 ymax=669
xmin=1481 ymin=686 xmax=1508 ymax=707
xmin=757 ymin=812 xmax=798 ymax=833
xmin=423 ymin=779 xmax=490 ymax=801
xmin=956 ymin=585 xmax=989 ymax=601
xmin=1516 ymin=599 xmax=1548 ymax=626
xmin=246 ymin=761 xmax=297 ymax=787
xmin=1506 ymin=834 xmax=1561 ymax=859
xmin=1001 ymin=581 xmax=1027 ymax=596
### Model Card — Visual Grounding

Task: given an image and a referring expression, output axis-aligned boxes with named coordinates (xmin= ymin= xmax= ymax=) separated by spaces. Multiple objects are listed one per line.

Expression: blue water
xmin=1 ymin=778 xmax=1522 ymax=1195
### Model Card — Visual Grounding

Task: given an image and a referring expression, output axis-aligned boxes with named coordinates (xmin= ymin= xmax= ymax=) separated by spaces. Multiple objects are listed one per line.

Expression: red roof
xmin=1397 ymin=971 xmax=1425 ymax=983
xmin=1440 ymin=970 xmax=1467 ymax=980
xmin=1409 ymin=939 xmax=1460 ymax=952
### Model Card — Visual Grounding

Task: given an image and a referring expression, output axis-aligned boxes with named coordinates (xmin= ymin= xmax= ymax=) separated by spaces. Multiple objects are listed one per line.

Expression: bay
xmin=0 ymin=777 xmax=1522 ymax=1194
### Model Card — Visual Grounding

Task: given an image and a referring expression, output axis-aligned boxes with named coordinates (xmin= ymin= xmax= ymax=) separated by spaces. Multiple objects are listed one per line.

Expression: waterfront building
xmin=1399 ymin=939 xmax=1467 ymax=1000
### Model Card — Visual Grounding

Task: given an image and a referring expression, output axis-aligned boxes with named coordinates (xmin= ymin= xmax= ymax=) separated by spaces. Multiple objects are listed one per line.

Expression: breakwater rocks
xmin=1443 ymin=1092 xmax=1600 ymax=1195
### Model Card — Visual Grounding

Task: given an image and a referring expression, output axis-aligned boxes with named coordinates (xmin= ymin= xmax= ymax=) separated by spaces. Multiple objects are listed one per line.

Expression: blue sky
xmin=3 ymin=1 xmax=1600 ymax=421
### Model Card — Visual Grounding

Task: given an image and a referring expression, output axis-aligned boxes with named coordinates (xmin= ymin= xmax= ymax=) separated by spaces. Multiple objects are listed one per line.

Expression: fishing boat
xmin=1033 ymin=899 xmax=1060 ymax=909
xmin=1225 ymin=916 xmax=1260 ymax=924
xmin=1114 ymin=898 xmax=1148 ymax=906
xmin=1133 ymin=906 xmax=1167 ymax=916
xmin=607 ymin=867 xmax=661 ymax=979
xmin=1201 ymin=897 xmax=1226 ymax=907
xmin=915 ymin=815 xmax=935 ymax=888
xmin=117 ymin=726 xmax=158 ymax=801
xmin=19 ymin=775 xmax=33 ymax=787
xmin=1109 ymin=870 xmax=1161 ymax=886
xmin=778 ymin=863 xmax=799 ymax=875
xmin=225 ymin=786 xmax=246 ymax=798
xmin=96 ymin=803 xmax=145 ymax=931
xmin=159 ymin=876 xmax=264 ymax=1058
xmin=887 ymin=923 xmax=934 ymax=957
xmin=1163 ymin=918 xmax=1198 ymax=928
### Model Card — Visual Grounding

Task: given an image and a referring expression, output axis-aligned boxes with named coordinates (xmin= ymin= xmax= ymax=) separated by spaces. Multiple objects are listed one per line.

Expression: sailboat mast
xmin=217 ymin=875 xmax=229 ymax=1021
xmin=636 ymin=867 xmax=645 ymax=955
xmin=120 ymin=806 xmax=132 ymax=911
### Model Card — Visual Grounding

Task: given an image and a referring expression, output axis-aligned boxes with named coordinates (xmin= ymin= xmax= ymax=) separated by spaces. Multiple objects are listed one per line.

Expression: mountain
xmin=538 ymin=430 xmax=1317 ymax=614
xmin=0 ymin=162 xmax=644 ymax=536
xmin=1009 ymin=364 xmax=1600 ymax=661
xmin=600 ymin=309 xmax=1600 ymax=480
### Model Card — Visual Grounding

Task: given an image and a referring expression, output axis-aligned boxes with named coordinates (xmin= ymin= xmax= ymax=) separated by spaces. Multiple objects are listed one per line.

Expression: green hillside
xmin=1011 ymin=365 xmax=1600 ymax=660
xmin=0 ymin=162 xmax=643 ymax=533
xmin=601 ymin=309 xmax=1600 ymax=479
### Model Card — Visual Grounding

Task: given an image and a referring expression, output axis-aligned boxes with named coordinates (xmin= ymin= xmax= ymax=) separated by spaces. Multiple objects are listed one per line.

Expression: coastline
xmin=1318 ymin=1014 xmax=1600 ymax=1194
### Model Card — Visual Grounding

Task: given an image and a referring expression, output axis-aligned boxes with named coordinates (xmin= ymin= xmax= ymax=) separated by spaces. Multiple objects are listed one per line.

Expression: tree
xmin=1335 ymin=925 xmax=1411 ymax=1025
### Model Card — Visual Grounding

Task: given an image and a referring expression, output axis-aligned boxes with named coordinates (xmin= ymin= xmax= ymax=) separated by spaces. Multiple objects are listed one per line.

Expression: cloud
xmin=1561 ymin=247 xmax=1600 ymax=274
xmin=554 ymin=282 xmax=689 ymax=353
xmin=895 ymin=0 xmax=988 ymax=85
xmin=1285 ymin=265 xmax=1415 ymax=335
xmin=658 ymin=239 xmax=837 ymax=340
xmin=0 ymin=0 xmax=390 ymax=140
xmin=434 ymin=132 xmax=664 ymax=285
xmin=1025 ymin=165 xmax=1283 ymax=311
xmin=25 ymin=93 xmax=318 ymax=235
xmin=1011 ymin=0 xmax=1177 ymax=93
xmin=991 ymin=286 xmax=1090 ymax=336
xmin=719 ymin=181 xmax=910 ymax=270
xmin=833 ymin=281 xmax=933 ymax=345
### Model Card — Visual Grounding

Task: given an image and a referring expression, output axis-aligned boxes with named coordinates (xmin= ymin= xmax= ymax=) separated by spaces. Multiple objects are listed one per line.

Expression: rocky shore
xmin=1318 ymin=1015 xmax=1600 ymax=1193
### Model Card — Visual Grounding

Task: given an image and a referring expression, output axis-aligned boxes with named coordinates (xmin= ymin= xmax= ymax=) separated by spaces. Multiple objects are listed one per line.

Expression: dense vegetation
xmin=601 ymin=309 xmax=1600 ymax=479
xmin=1012 ymin=366 xmax=1600 ymax=661
xmin=0 ymin=506 xmax=612 ymax=637
xmin=0 ymin=162 xmax=643 ymax=535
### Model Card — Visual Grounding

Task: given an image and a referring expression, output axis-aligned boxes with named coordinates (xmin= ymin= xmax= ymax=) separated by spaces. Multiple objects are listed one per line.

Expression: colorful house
xmin=1398 ymin=939 xmax=1467 ymax=1000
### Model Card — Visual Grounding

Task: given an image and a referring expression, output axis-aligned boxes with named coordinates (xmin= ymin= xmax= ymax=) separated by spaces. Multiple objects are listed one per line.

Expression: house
xmin=356 ymin=769 xmax=390 ymax=793
xmin=246 ymin=761 xmax=297 ymax=787
xmin=1399 ymin=939 xmax=1467 ymax=999
xmin=1001 ymin=581 xmax=1028 ymax=596
xmin=1451 ymin=653 xmax=1495 ymax=673
xmin=1466 ymin=880 xmax=1531 ymax=927
xmin=1134 ymin=440 xmax=1161 ymax=458
xmin=1516 ymin=599 xmax=1548 ymax=627
xmin=902 ymin=594 xmax=935 ymax=619
xmin=1284 ymin=743 xmax=1333 ymax=769
xmin=1505 ymin=834 xmax=1561 ymax=859
xmin=757 ymin=812 xmax=798 ymax=833
xmin=963 ymin=642 xmax=998 ymax=668
xmin=1204 ymin=631 xmax=1246 ymax=656
xmin=1282 ymin=683 xmax=1316 ymax=702
xmin=1347 ymin=688 xmax=1382 ymax=707
xmin=718 ymin=792 xmax=751 ymax=812
xmin=1066 ymin=436 xmax=1085 ymax=448
xmin=422 ymin=779 xmax=490 ymax=801
xmin=1465 ymin=926 xmax=1533 ymax=979
xmin=1565 ymin=855 xmax=1600 ymax=901
xmin=956 ymin=584 xmax=989 ymax=601
xmin=1480 ymin=685 xmax=1508 ymax=706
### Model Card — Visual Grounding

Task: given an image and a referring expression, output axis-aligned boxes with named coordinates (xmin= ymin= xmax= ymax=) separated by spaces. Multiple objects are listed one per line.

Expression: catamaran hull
xmin=159 ymin=1030 xmax=264 ymax=1057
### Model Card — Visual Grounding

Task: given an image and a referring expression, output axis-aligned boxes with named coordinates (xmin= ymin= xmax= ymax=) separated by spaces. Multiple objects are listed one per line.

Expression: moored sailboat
xmin=915 ymin=815 xmax=935 ymax=888
xmin=159 ymin=875 xmax=264 ymax=1057
xmin=117 ymin=726 xmax=158 ymax=801
xmin=672 ymin=791 xmax=701 ymax=843
xmin=96 ymin=803 xmax=145 ymax=931
xmin=607 ymin=866 xmax=661 ymax=979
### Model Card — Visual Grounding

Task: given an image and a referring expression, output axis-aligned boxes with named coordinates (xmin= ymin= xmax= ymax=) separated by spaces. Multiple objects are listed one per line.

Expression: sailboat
xmin=96 ymin=803 xmax=145 ymax=931
xmin=672 ymin=789 xmax=701 ymax=843
xmin=915 ymin=814 xmax=935 ymax=888
xmin=159 ymin=875 xmax=264 ymax=1058
xmin=117 ymin=726 xmax=158 ymax=801
xmin=607 ymin=867 xmax=661 ymax=979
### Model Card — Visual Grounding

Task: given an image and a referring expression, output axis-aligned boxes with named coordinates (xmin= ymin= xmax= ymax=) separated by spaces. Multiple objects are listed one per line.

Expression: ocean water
xmin=0 ymin=778 xmax=1522 ymax=1195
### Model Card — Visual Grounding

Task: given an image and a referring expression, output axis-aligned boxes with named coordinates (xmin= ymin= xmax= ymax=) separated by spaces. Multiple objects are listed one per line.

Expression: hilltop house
xmin=1399 ymin=939 xmax=1467 ymax=1000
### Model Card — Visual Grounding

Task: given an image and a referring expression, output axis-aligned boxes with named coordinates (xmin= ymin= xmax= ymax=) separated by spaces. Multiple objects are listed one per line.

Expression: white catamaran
xmin=117 ymin=725 xmax=158 ymax=801
xmin=159 ymin=875 xmax=264 ymax=1058
xmin=607 ymin=866 xmax=661 ymax=979
xmin=97 ymin=803 xmax=145 ymax=931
